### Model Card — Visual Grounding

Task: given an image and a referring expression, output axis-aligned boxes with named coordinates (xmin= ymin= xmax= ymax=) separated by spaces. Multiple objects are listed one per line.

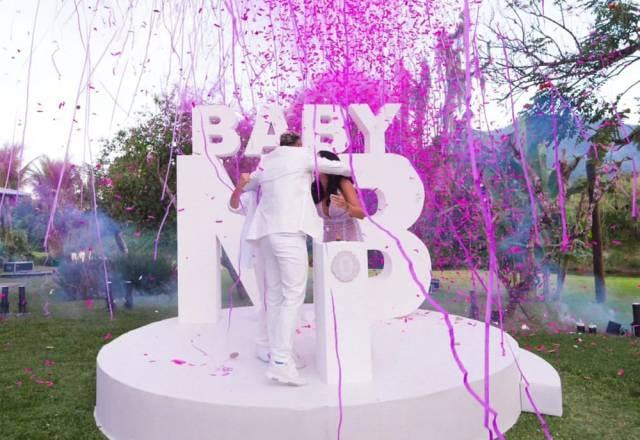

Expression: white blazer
xmin=245 ymin=147 xmax=351 ymax=241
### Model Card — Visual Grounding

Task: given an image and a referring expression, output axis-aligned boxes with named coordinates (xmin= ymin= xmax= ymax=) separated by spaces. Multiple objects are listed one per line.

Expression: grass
xmin=1 ymin=270 xmax=640 ymax=439
xmin=507 ymin=332 xmax=640 ymax=439
xmin=429 ymin=270 xmax=640 ymax=330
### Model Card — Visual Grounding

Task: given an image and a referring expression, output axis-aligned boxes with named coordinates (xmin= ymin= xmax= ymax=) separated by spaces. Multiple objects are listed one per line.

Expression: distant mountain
xmin=477 ymin=122 xmax=639 ymax=181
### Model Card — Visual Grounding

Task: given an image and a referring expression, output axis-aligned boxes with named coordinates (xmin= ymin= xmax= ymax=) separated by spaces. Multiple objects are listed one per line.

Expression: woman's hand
xmin=330 ymin=193 xmax=348 ymax=210
xmin=337 ymin=180 xmax=366 ymax=219
xmin=239 ymin=173 xmax=251 ymax=188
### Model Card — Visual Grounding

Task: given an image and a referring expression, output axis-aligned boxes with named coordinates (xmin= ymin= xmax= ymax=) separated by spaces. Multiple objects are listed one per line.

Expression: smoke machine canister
xmin=633 ymin=303 xmax=640 ymax=337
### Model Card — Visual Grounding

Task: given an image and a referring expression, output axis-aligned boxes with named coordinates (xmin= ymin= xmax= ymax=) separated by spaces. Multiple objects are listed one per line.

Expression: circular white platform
xmin=95 ymin=305 xmax=524 ymax=440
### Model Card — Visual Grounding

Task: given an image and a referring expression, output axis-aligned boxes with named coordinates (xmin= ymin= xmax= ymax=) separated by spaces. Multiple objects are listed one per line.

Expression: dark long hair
xmin=310 ymin=151 xmax=352 ymax=205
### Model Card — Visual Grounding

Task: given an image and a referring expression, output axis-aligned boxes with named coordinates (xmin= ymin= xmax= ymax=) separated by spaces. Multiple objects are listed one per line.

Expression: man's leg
xmin=253 ymin=256 xmax=270 ymax=361
xmin=258 ymin=236 xmax=282 ymax=363
xmin=268 ymin=233 xmax=308 ymax=364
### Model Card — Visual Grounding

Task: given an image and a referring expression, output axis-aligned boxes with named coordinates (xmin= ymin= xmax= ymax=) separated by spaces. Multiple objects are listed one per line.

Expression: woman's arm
xmin=336 ymin=179 xmax=366 ymax=219
xmin=229 ymin=173 xmax=251 ymax=210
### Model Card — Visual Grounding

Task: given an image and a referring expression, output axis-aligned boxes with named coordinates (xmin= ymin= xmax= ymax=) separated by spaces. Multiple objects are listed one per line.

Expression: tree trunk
xmin=468 ymin=290 xmax=479 ymax=320
xmin=114 ymin=230 xmax=128 ymax=255
xmin=554 ymin=254 xmax=569 ymax=300
xmin=586 ymin=153 xmax=606 ymax=303
xmin=591 ymin=203 xmax=606 ymax=302
xmin=504 ymin=287 xmax=526 ymax=319
xmin=542 ymin=263 xmax=550 ymax=301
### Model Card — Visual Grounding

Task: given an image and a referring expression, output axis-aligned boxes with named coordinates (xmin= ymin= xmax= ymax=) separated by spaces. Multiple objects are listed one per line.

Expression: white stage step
xmin=518 ymin=349 xmax=563 ymax=417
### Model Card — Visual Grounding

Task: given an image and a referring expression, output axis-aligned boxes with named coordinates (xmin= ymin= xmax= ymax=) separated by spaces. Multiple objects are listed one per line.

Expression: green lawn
xmin=1 ymin=270 xmax=639 ymax=439
xmin=507 ymin=332 xmax=640 ymax=439
xmin=428 ymin=271 xmax=640 ymax=331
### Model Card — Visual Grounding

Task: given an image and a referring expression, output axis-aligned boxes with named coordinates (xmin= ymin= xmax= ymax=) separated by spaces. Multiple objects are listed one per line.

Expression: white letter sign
xmin=179 ymin=104 xmax=430 ymax=385
xmin=302 ymin=104 xmax=348 ymax=153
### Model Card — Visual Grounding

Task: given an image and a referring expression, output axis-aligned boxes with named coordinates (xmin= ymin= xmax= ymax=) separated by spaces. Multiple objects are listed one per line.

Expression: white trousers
xmin=258 ymin=232 xmax=308 ymax=363
xmin=253 ymin=255 xmax=269 ymax=348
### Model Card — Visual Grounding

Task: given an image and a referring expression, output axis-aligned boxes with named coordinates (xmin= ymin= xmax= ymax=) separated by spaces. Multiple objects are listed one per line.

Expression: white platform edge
xmin=93 ymin=312 xmax=563 ymax=440
xmin=517 ymin=349 xmax=563 ymax=417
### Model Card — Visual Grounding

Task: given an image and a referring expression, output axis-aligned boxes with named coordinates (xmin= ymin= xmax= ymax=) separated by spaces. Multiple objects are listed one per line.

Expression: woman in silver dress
xmin=310 ymin=151 xmax=365 ymax=242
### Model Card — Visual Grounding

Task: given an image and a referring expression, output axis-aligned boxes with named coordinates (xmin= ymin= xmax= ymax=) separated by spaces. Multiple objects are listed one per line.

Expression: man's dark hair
xmin=280 ymin=131 xmax=301 ymax=146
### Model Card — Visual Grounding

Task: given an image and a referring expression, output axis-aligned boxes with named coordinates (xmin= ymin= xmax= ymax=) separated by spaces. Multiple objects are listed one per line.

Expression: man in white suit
xmin=244 ymin=132 xmax=351 ymax=386
xmin=229 ymin=171 xmax=307 ymax=370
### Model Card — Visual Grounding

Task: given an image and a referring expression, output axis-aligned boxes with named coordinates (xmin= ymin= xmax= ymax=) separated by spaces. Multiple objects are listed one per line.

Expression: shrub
xmin=56 ymin=258 xmax=106 ymax=300
xmin=112 ymin=252 xmax=175 ymax=294
xmin=0 ymin=229 xmax=31 ymax=261
xmin=28 ymin=251 xmax=53 ymax=267
xmin=55 ymin=251 xmax=175 ymax=301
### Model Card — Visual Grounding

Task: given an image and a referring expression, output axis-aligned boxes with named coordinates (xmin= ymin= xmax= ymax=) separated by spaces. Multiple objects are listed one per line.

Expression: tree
xmin=27 ymin=157 xmax=84 ymax=257
xmin=0 ymin=144 xmax=30 ymax=190
xmin=96 ymin=95 xmax=252 ymax=298
xmin=29 ymin=157 xmax=83 ymax=209
xmin=96 ymin=96 xmax=192 ymax=231
xmin=0 ymin=144 xmax=36 ymax=233
xmin=482 ymin=0 xmax=640 ymax=303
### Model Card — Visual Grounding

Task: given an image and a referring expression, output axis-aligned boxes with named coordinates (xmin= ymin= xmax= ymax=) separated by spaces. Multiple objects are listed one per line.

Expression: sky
xmin=0 ymin=0 xmax=244 ymax=167
xmin=0 ymin=0 xmax=638 ymax=170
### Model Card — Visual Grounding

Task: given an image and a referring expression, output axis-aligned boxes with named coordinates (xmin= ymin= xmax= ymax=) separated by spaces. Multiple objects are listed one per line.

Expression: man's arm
xmin=311 ymin=155 xmax=352 ymax=177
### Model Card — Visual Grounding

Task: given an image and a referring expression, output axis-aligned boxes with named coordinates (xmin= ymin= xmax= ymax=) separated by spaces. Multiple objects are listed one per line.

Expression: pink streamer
xmin=633 ymin=158 xmax=638 ymax=219
xmin=462 ymin=1 xmax=502 ymax=436
xmin=0 ymin=1 xmax=40 ymax=217
xmin=505 ymin=339 xmax=554 ymax=439
xmin=344 ymin=129 xmax=506 ymax=440
xmin=330 ymin=291 xmax=344 ymax=440
xmin=44 ymin=3 xmax=101 ymax=250
xmin=498 ymin=33 xmax=542 ymax=247
xmin=550 ymin=97 xmax=570 ymax=252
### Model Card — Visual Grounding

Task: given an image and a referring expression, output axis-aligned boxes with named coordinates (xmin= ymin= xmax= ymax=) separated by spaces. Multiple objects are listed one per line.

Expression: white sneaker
xmin=292 ymin=352 xmax=307 ymax=369
xmin=255 ymin=344 xmax=271 ymax=363
xmin=266 ymin=361 xmax=307 ymax=386
xmin=256 ymin=345 xmax=306 ymax=370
